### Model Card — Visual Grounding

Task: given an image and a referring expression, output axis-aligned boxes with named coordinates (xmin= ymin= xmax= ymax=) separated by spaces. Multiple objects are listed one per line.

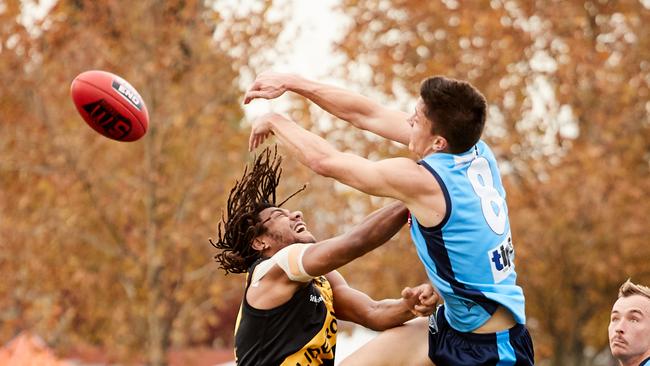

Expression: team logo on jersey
xmin=462 ymin=300 xmax=476 ymax=311
xmin=310 ymin=294 xmax=324 ymax=304
xmin=488 ymin=233 xmax=514 ymax=284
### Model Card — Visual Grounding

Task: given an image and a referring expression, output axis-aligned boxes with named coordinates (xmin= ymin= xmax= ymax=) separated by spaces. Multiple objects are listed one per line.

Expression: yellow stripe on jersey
xmin=280 ymin=276 xmax=337 ymax=365
xmin=233 ymin=273 xmax=248 ymax=363
xmin=234 ymin=259 xmax=338 ymax=366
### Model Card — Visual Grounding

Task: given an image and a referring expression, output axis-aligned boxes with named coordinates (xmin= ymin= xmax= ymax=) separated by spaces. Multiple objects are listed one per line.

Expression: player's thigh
xmin=338 ymin=317 xmax=434 ymax=366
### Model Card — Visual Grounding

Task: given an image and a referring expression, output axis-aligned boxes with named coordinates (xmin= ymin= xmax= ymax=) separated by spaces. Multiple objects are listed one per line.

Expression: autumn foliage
xmin=1 ymin=1 xmax=649 ymax=365
xmin=332 ymin=1 xmax=650 ymax=365
xmin=0 ymin=0 xmax=281 ymax=364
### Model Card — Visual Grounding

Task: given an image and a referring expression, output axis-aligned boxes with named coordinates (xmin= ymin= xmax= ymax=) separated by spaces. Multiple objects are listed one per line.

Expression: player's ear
xmin=432 ymin=136 xmax=448 ymax=152
xmin=251 ymin=237 xmax=267 ymax=251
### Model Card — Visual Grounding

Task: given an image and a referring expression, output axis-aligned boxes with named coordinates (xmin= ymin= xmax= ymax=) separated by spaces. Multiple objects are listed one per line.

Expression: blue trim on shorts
xmin=428 ymin=305 xmax=534 ymax=366
xmin=496 ymin=331 xmax=516 ymax=366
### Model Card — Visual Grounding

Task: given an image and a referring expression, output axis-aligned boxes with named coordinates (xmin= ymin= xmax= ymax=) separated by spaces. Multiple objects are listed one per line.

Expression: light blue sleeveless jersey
xmin=410 ymin=140 xmax=525 ymax=332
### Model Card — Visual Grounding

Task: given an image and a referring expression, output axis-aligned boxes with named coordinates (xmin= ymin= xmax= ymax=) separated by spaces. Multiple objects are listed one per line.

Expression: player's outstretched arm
xmin=326 ymin=271 xmax=438 ymax=331
xmin=244 ymin=72 xmax=410 ymax=145
xmin=249 ymin=113 xmax=436 ymax=220
xmin=301 ymin=201 xmax=408 ymax=277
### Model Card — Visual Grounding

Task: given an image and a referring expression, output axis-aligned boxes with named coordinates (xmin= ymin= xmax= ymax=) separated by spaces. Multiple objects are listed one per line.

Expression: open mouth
xmin=294 ymin=223 xmax=307 ymax=233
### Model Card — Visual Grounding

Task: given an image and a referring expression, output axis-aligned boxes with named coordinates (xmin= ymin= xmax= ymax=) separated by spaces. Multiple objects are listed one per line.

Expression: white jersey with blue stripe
xmin=409 ymin=140 xmax=526 ymax=332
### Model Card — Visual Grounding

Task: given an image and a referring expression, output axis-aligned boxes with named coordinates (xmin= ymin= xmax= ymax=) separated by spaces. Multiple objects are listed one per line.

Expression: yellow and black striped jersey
xmin=234 ymin=259 xmax=337 ymax=365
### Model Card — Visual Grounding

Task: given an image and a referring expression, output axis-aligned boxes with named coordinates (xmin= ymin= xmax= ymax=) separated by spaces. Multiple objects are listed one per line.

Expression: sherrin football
xmin=70 ymin=70 xmax=149 ymax=142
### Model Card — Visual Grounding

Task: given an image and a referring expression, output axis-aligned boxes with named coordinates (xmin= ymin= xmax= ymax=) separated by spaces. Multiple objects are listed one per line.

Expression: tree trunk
xmin=145 ymin=127 xmax=167 ymax=366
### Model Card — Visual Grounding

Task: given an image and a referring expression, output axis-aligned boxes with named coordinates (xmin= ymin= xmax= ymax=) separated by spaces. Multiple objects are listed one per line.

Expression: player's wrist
xmin=398 ymin=297 xmax=415 ymax=315
xmin=286 ymin=74 xmax=313 ymax=95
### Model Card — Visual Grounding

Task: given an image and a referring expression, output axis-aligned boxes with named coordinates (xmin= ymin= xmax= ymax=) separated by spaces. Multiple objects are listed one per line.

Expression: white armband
xmin=275 ymin=243 xmax=314 ymax=282
xmin=251 ymin=243 xmax=314 ymax=285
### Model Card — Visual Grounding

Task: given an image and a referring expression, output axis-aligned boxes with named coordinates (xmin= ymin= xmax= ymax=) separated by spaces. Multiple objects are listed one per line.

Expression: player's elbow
xmin=346 ymin=112 xmax=368 ymax=130
xmin=308 ymin=155 xmax=337 ymax=178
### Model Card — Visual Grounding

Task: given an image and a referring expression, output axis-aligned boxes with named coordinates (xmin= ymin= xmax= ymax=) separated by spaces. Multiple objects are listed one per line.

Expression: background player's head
xmin=409 ymin=76 xmax=487 ymax=156
xmin=211 ymin=147 xmax=312 ymax=274
xmin=608 ymin=279 xmax=650 ymax=364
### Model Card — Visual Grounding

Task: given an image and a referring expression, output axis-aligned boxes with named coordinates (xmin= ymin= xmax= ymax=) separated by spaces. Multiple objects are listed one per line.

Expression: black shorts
xmin=428 ymin=305 xmax=535 ymax=366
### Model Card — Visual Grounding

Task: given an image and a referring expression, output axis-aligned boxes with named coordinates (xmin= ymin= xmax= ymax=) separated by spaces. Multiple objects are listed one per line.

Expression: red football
xmin=70 ymin=70 xmax=149 ymax=142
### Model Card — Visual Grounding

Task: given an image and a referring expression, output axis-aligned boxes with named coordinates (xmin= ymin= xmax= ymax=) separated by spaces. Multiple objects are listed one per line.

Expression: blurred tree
xmin=0 ymin=0 xmax=283 ymax=364
xmin=2 ymin=0 xmax=649 ymax=365
xmin=333 ymin=0 xmax=650 ymax=365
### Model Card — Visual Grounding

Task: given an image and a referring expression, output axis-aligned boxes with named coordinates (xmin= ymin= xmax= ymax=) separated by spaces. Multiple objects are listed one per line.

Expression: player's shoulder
xmin=374 ymin=156 xmax=434 ymax=185
xmin=377 ymin=156 xmax=422 ymax=168
xmin=379 ymin=156 xmax=438 ymax=174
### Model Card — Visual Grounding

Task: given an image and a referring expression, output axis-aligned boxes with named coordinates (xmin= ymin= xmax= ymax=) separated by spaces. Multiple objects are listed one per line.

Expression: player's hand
xmin=401 ymin=283 xmax=438 ymax=317
xmin=244 ymin=71 xmax=294 ymax=104
xmin=249 ymin=112 xmax=287 ymax=151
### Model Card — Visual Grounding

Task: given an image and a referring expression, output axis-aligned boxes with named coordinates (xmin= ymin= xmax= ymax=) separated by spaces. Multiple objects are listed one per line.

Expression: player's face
xmin=608 ymin=295 xmax=650 ymax=362
xmin=407 ymin=99 xmax=438 ymax=158
xmin=258 ymin=207 xmax=316 ymax=250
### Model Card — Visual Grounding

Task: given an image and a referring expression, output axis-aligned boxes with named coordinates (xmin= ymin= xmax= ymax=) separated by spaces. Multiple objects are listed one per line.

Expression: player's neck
xmin=618 ymin=353 xmax=650 ymax=366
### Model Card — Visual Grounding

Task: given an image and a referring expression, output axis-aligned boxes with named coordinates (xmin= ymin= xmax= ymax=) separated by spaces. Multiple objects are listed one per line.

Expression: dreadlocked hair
xmin=210 ymin=147 xmax=283 ymax=274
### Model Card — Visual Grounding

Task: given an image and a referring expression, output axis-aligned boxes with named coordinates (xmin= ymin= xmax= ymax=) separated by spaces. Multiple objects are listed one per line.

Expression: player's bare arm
xmin=244 ymin=72 xmax=410 ymax=145
xmin=325 ymin=271 xmax=437 ymax=331
xmin=301 ymin=201 xmax=408 ymax=276
xmin=249 ymin=112 xmax=445 ymax=227
xmin=247 ymin=201 xmax=408 ymax=309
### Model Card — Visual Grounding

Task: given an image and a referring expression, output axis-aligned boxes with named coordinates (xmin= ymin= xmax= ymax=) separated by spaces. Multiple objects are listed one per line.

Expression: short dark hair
xmin=419 ymin=76 xmax=487 ymax=154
